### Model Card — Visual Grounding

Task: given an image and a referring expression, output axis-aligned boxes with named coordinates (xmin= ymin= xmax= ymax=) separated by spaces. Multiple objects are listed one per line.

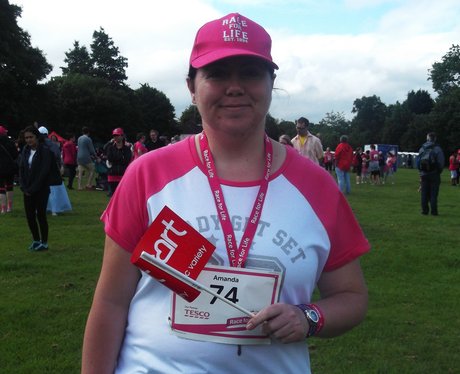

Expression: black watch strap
xmin=296 ymin=304 xmax=319 ymax=338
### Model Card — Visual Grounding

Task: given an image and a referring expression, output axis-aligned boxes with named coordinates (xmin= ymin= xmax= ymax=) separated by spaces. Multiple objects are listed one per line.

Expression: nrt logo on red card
xmin=131 ymin=206 xmax=216 ymax=301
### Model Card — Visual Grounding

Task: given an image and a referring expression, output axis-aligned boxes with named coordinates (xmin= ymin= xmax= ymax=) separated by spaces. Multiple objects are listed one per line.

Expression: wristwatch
xmin=296 ymin=304 xmax=320 ymax=338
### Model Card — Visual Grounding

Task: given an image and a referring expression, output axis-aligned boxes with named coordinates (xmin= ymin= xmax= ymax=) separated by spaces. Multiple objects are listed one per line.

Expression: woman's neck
xmin=195 ymin=130 xmax=285 ymax=182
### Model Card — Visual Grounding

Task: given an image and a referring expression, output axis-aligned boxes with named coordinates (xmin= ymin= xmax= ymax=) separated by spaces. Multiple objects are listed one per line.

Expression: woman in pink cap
xmin=104 ymin=128 xmax=132 ymax=197
xmin=83 ymin=13 xmax=369 ymax=374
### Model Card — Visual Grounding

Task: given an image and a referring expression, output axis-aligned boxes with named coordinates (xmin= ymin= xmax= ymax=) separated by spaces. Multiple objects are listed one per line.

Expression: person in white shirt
xmin=291 ymin=117 xmax=324 ymax=164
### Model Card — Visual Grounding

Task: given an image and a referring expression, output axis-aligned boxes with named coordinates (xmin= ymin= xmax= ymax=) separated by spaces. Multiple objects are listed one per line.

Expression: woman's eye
xmin=240 ymin=67 xmax=266 ymax=79
xmin=203 ymin=65 xmax=267 ymax=80
xmin=205 ymin=69 xmax=227 ymax=79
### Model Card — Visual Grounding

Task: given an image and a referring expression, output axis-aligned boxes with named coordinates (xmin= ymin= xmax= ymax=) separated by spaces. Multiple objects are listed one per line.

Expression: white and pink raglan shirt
xmin=102 ymin=135 xmax=370 ymax=374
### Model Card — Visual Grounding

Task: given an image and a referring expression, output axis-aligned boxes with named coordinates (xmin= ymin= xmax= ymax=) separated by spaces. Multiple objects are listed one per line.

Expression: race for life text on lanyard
xmin=199 ymin=132 xmax=272 ymax=268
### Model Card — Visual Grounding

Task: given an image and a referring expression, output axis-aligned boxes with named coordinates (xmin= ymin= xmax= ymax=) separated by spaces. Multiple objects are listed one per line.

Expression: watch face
xmin=307 ymin=309 xmax=319 ymax=323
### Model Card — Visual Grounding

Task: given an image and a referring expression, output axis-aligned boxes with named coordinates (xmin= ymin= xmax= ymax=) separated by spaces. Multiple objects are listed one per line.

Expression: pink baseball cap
xmin=112 ymin=127 xmax=124 ymax=136
xmin=0 ymin=125 xmax=7 ymax=136
xmin=190 ymin=13 xmax=278 ymax=70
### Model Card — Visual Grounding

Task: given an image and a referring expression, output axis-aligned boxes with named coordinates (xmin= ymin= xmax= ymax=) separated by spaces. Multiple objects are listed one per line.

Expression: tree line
xmin=1 ymin=0 xmax=459 ymax=154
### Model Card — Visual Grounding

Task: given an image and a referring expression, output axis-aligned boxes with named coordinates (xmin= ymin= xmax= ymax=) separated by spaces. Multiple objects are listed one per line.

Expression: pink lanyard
xmin=199 ymin=132 xmax=272 ymax=268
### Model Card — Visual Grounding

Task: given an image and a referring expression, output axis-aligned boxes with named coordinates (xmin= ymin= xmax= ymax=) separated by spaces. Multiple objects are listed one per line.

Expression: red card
xmin=131 ymin=206 xmax=216 ymax=302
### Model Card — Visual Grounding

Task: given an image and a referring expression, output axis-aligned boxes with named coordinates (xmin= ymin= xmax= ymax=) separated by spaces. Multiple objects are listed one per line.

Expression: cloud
xmin=12 ymin=0 xmax=460 ymax=123
xmin=268 ymin=0 xmax=460 ymax=121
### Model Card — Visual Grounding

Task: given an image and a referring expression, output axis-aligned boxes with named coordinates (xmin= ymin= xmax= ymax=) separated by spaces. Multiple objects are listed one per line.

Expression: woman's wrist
xmin=296 ymin=303 xmax=325 ymax=338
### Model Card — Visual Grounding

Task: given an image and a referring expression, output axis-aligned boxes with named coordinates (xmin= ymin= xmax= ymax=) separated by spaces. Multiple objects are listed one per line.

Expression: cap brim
xmin=191 ymin=49 xmax=278 ymax=70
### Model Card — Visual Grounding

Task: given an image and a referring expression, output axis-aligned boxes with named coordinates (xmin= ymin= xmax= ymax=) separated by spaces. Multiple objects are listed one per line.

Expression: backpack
xmin=418 ymin=144 xmax=437 ymax=172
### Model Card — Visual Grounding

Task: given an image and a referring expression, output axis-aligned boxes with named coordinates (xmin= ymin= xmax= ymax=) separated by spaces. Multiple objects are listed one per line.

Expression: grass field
xmin=0 ymin=168 xmax=459 ymax=373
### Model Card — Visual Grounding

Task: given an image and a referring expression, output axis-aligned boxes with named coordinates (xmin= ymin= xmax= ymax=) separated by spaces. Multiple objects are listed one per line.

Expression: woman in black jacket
xmin=105 ymin=128 xmax=132 ymax=197
xmin=19 ymin=126 xmax=52 ymax=251
xmin=0 ymin=125 xmax=18 ymax=213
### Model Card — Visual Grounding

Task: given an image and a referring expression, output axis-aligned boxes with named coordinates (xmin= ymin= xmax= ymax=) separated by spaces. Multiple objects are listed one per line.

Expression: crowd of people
xmin=1 ymin=115 xmax=456 ymax=253
xmin=277 ymin=119 xmax=457 ymax=217
xmin=278 ymin=130 xmax=401 ymax=195
xmin=0 ymin=122 xmax=171 ymax=251
xmin=1 ymin=114 xmax=457 ymax=251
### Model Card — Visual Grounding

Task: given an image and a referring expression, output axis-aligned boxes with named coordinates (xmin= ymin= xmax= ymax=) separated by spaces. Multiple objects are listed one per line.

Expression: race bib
xmin=170 ymin=265 xmax=281 ymax=345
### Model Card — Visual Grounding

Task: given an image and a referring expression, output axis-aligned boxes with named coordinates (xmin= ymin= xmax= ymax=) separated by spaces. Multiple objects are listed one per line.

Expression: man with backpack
xmin=417 ymin=132 xmax=445 ymax=216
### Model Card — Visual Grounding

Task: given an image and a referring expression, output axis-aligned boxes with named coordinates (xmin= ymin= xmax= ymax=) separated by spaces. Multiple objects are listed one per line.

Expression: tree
xmin=405 ymin=89 xmax=434 ymax=115
xmin=400 ymin=114 xmax=433 ymax=152
xmin=426 ymin=45 xmax=460 ymax=155
xmin=178 ymin=105 xmax=202 ymax=134
xmin=90 ymin=27 xmax=128 ymax=86
xmin=381 ymin=102 xmax=412 ymax=146
xmin=264 ymin=113 xmax=279 ymax=140
xmin=44 ymin=74 xmax=136 ymax=141
xmin=133 ymin=84 xmax=176 ymax=136
xmin=61 ymin=41 xmax=92 ymax=76
xmin=429 ymin=44 xmax=460 ymax=96
xmin=350 ymin=95 xmax=387 ymax=145
xmin=277 ymin=120 xmax=296 ymax=139
xmin=0 ymin=0 xmax=52 ymax=132
xmin=317 ymin=111 xmax=351 ymax=149
xmin=430 ymin=87 xmax=460 ymax=153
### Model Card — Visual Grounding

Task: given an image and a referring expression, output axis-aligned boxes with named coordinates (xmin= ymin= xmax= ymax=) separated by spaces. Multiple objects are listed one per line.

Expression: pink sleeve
xmin=284 ymin=150 xmax=370 ymax=271
xmin=101 ymin=138 xmax=196 ymax=252
xmin=101 ymin=159 xmax=151 ymax=252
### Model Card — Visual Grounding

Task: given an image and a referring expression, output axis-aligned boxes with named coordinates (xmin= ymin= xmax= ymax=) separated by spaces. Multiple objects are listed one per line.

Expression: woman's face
xmin=188 ymin=56 xmax=275 ymax=137
xmin=113 ymin=134 xmax=123 ymax=144
xmin=24 ymin=131 xmax=38 ymax=149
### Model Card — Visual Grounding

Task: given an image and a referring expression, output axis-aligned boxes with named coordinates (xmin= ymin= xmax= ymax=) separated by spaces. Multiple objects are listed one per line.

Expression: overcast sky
xmin=12 ymin=0 xmax=460 ymax=123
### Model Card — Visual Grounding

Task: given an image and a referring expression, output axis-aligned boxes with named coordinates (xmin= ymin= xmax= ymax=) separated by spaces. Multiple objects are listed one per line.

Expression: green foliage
xmin=0 ymin=0 xmax=52 ymax=128
xmin=61 ymin=28 xmax=128 ymax=87
xmin=429 ymin=44 xmax=460 ymax=96
xmin=179 ymin=105 xmax=202 ymax=134
xmin=90 ymin=28 xmax=128 ymax=86
xmin=0 ymin=169 xmax=459 ymax=373
xmin=277 ymin=120 xmax=296 ymax=139
xmin=133 ymin=84 xmax=176 ymax=137
xmin=317 ymin=111 xmax=351 ymax=149
xmin=62 ymin=41 xmax=92 ymax=76
xmin=44 ymin=74 xmax=134 ymax=140
xmin=400 ymin=113 xmax=433 ymax=152
xmin=264 ymin=113 xmax=279 ymax=139
xmin=430 ymin=87 xmax=460 ymax=153
xmin=405 ymin=89 xmax=434 ymax=114
xmin=351 ymin=95 xmax=388 ymax=145
xmin=381 ymin=102 xmax=412 ymax=146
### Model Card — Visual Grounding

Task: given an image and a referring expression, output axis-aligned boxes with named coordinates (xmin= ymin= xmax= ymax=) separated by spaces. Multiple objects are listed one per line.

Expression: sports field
xmin=0 ymin=168 xmax=458 ymax=373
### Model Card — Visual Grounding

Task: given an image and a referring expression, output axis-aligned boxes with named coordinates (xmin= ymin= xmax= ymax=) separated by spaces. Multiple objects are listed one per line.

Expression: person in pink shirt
xmin=334 ymin=135 xmax=354 ymax=194
xmin=323 ymin=147 xmax=334 ymax=175
xmin=383 ymin=151 xmax=397 ymax=185
xmin=448 ymin=150 xmax=459 ymax=186
xmin=82 ymin=13 xmax=369 ymax=374
xmin=133 ymin=132 xmax=148 ymax=160
xmin=456 ymin=150 xmax=460 ymax=184
xmin=368 ymin=144 xmax=380 ymax=185
xmin=62 ymin=134 xmax=77 ymax=189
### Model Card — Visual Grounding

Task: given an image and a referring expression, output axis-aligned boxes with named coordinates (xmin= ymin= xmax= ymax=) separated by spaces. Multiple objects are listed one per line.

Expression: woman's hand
xmin=246 ymin=303 xmax=308 ymax=343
